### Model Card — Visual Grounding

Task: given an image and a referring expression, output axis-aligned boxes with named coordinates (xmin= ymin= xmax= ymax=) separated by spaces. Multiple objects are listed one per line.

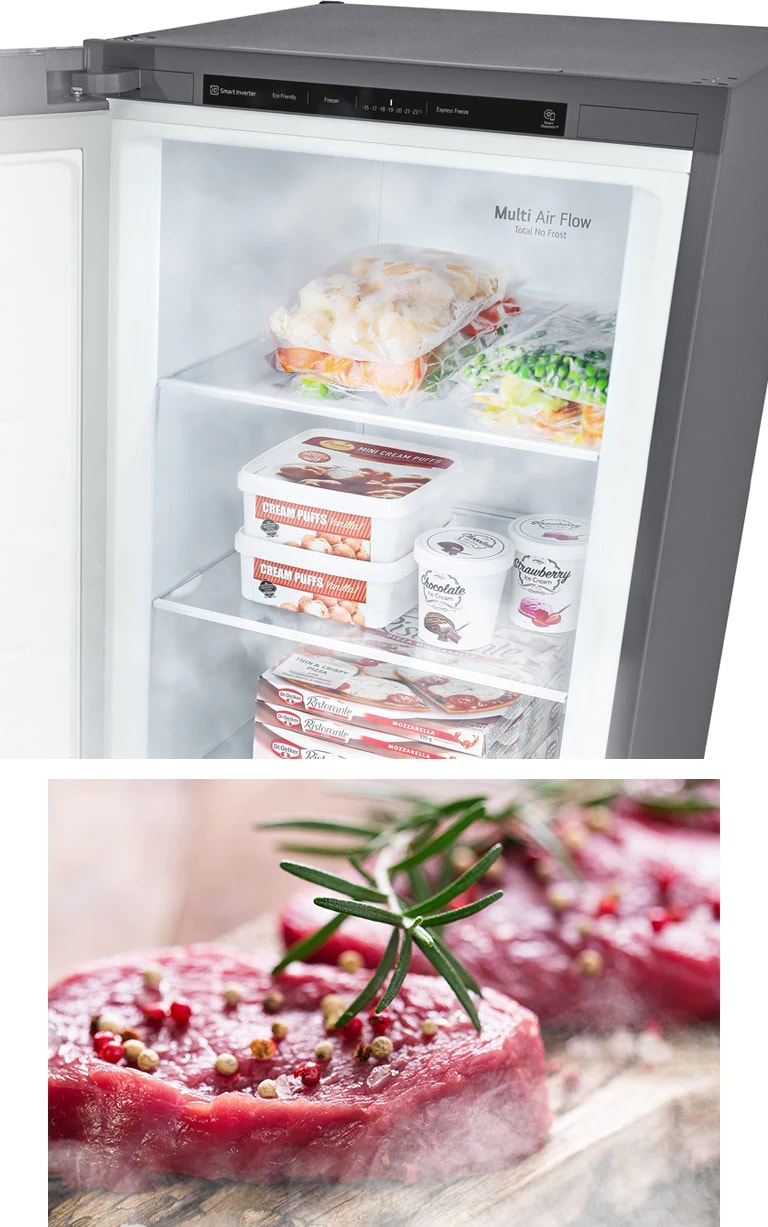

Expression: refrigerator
xmin=2 ymin=3 xmax=767 ymax=761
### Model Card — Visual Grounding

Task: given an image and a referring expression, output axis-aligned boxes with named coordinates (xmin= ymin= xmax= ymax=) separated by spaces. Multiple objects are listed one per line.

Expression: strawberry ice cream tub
xmin=509 ymin=515 xmax=590 ymax=634
xmin=235 ymin=530 xmax=416 ymax=629
xmin=238 ymin=430 xmax=460 ymax=563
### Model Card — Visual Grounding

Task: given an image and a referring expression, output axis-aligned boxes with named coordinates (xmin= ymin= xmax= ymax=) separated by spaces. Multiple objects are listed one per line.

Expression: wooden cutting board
xmin=48 ymin=918 xmax=719 ymax=1227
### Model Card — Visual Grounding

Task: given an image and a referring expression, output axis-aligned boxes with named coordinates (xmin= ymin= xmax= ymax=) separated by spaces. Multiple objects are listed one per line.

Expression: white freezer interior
xmin=103 ymin=103 xmax=691 ymax=759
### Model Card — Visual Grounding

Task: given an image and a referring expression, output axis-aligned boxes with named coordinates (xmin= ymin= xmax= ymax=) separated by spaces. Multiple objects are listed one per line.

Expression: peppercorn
xmin=320 ymin=994 xmax=346 ymax=1018
xmin=250 ymin=1038 xmax=276 ymax=1060
xmin=562 ymin=825 xmax=586 ymax=852
xmin=99 ymin=1040 xmax=124 ymax=1064
xmin=314 ymin=1040 xmax=334 ymax=1062
xmin=123 ymin=1039 xmax=145 ymax=1064
xmin=421 ymin=1019 xmax=438 ymax=1038
xmin=294 ymin=1061 xmax=322 ymax=1087
xmin=257 ymin=1079 xmax=277 ymax=1099
xmin=169 ymin=1000 xmax=192 ymax=1025
xmin=140 ymin=1003 xmax=166 ymax=1025
xmin=338 ymin=950 xmax=365 ymax=973
xmin=649 ymin=907 xmax=671 ymax=934
xmin=546 ymin=885 xmax=572 ymax=913
xmin=137 ymin=1048 xmax=160 ymax=1073
xmin=576 ymin=949 xmax=604 ymax=977
xmin=370 ymin=1036 xmax=393 ymax=1059
xmin=263 ymin=989 xmax=284 ymax=1015
xmin=595 ymin=892 xmax=620 ymax=918
xmin=222 ymin=983 xmax=243 ymax=1007
xmin=353 ymin=1042 xmax=372 ymax=1062
xmin=95 ymin=1014 xmax=124 ymax=1036
xmin=215 ymin=1053 xmax=239 ymax=1077
xmin=585 ymin=806 xmax=613 ymax=832
xmin=369 ymin=1009 xmax=392 ymax=1034
xmin=339 ymin=1017 xmax=363 ymax=1042
xmin=142 ymin=966 xmax=163 ymax=989
xmin=93 ymin=1030 xmax=118 ymax=1051
xmin=271 ymin=1021 xmax=289 ymax=1041
xmin=121 ymin=1027 xmax=142 ymax=1042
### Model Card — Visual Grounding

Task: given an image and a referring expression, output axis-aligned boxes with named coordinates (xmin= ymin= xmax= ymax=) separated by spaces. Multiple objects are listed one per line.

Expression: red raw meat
xmin=49 ymin=946 xmax=550 ymax=1191
xmin=280 ymin=806 xmax=719 ymax=1030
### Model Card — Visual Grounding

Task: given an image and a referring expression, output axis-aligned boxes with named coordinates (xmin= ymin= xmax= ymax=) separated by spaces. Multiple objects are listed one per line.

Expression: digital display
xmin=203 ymin=75 xmax=566 ymax=137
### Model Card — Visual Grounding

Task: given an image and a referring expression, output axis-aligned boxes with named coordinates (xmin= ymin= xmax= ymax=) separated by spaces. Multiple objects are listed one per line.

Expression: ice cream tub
xmin=509 ymin=514 xmax=590 ymax=634
xmin=235 ymin=529 xmax=416 ymax=629
xmin=238 ymin=429 xmax=461 ymax=563
xmin=414 ymin=526 xmax=513 ymax=651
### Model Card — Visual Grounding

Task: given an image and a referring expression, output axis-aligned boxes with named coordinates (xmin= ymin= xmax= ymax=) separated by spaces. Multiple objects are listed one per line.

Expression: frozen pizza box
xmin=238 ymin=429 xmax=461 ymax=563
xmin=253 ymin=720 xmax=348 ymax=760
xmin=255 ymin=700 xmax=468 ymax=760
xmin=261 ymin=650 xmax=561 ymax=758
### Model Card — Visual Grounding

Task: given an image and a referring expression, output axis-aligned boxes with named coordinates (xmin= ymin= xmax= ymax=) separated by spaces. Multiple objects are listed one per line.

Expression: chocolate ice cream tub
xmin=414 ymin=526 xmax=513 ymax=651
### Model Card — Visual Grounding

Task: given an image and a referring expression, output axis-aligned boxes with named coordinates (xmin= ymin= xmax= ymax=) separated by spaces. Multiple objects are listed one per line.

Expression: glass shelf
xmin=161 ymin=339 xmax=600 ymax=463
xmin=154 ymin=552 xmax=572 ymax=703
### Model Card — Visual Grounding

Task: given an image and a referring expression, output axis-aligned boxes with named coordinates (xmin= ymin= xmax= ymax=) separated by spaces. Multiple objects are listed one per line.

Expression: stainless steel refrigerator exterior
xmin=2 ymin=4 xmax=768 ymax=758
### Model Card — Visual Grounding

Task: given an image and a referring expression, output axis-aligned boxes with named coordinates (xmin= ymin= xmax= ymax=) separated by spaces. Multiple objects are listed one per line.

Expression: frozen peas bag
xmin=267 ymin=244 xmax=516 ymax=404
xmin=457 ymin=302 xmax=616 ymax=448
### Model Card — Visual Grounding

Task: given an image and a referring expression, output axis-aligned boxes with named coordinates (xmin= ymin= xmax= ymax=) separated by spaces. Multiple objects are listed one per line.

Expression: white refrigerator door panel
xmin=105 ymin=103 xmax=691 ymax=757
xmin=0 ymin=111 xmax=109 ymax=758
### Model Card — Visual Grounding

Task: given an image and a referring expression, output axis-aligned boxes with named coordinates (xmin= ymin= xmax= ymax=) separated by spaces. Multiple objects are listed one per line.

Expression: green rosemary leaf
xmin=334 ymin=929 xmax=400 ymax=1027
xmin=398 ymin=795 xmax=488 ymax=829
xmin=256 ymin=818 xmax=383 ymax=838
xmin=430 ymin=932 xmax=483 ymax=996
xmin=375 ymin=931 xmax=413 ymax=1012
xmin=313 ymin=897 xmax=404 ymax=927
xmin=406 ymin=864 xmax=431 ymax=903
xmin=271 ymin=914 xmax=346 ymax=975
xmin=403 ymin=843 xmax=503 ymax=917
xmin=274 ymin=843 xmax=371 ymax=858
xmin=392 ymin=802 xmax=486 ymax=873
xmin=514 ymin=807 xmax=577 ymax=879
xmin=279 ymin=860 xmax=387 ymax=903
xmin=348 ymin=854 xmax=377 ymax=887
xmin=421 ymin=890 xmax=504 ymax=928
xmin=414 ymin=931 xmax=481 ymax=1031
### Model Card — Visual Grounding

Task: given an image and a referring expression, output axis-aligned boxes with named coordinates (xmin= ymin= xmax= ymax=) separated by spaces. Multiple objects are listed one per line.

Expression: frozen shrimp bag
xmin=457 ymin=302 xmax=616 ymax=448
xmin=268 ymin=244 xmax=511 ymax=404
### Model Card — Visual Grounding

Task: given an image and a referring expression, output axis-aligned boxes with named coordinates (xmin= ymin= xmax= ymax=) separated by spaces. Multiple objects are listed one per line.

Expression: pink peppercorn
xmin=294 ymin=1061 xmax=322 ymax=1087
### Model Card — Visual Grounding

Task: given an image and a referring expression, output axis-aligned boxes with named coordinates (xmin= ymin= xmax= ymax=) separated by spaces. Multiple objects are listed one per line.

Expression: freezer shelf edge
xmin=159 ymin=338 xmax=601 ymax=463
xmin=153 ymin=553 xmax=571 ymax=705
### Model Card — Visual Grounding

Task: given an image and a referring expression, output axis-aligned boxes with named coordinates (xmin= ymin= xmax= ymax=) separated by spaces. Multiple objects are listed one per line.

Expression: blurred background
xmin=49 ymin=780 xmax=360 ymax=980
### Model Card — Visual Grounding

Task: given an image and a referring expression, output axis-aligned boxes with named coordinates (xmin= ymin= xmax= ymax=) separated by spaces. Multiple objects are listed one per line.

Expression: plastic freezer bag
xmin=271 ymin=293 xmax=521 ymax=405
xmin=457 ymin=302 xmax=616 ymax=448
xmin=268 ymin=244 xmax=505 ymax=365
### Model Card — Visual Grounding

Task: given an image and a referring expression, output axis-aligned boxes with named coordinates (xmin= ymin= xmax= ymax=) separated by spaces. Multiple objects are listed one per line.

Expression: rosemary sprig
xmin=259 ymin=783 xmax=679 ymax=1028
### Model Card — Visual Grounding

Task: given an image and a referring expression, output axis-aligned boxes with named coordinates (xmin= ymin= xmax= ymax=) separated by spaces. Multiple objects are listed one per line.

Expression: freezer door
xmin=0 ymin=100 xmax=110 ymax=757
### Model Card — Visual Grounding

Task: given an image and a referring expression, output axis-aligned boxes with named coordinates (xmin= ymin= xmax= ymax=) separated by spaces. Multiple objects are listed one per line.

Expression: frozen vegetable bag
xmin=458 ymin=303 xmax=616 ymax=448
xmin=268 ymin=244 xmax=514 ymax=403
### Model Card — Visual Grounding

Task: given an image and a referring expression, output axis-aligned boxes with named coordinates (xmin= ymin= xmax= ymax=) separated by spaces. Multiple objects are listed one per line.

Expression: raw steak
xmin=280 ymin=802 xmax=719 ymax=1030
xmin=49 ymin=946 xmax=550 ymax=1191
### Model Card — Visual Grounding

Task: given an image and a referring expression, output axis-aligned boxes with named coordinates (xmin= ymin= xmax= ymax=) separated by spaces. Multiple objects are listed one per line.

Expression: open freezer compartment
xmin=149 ymin=389 xmax=582 ymax=759
xmin=105 ymin=104 xmax=690 ymax=758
